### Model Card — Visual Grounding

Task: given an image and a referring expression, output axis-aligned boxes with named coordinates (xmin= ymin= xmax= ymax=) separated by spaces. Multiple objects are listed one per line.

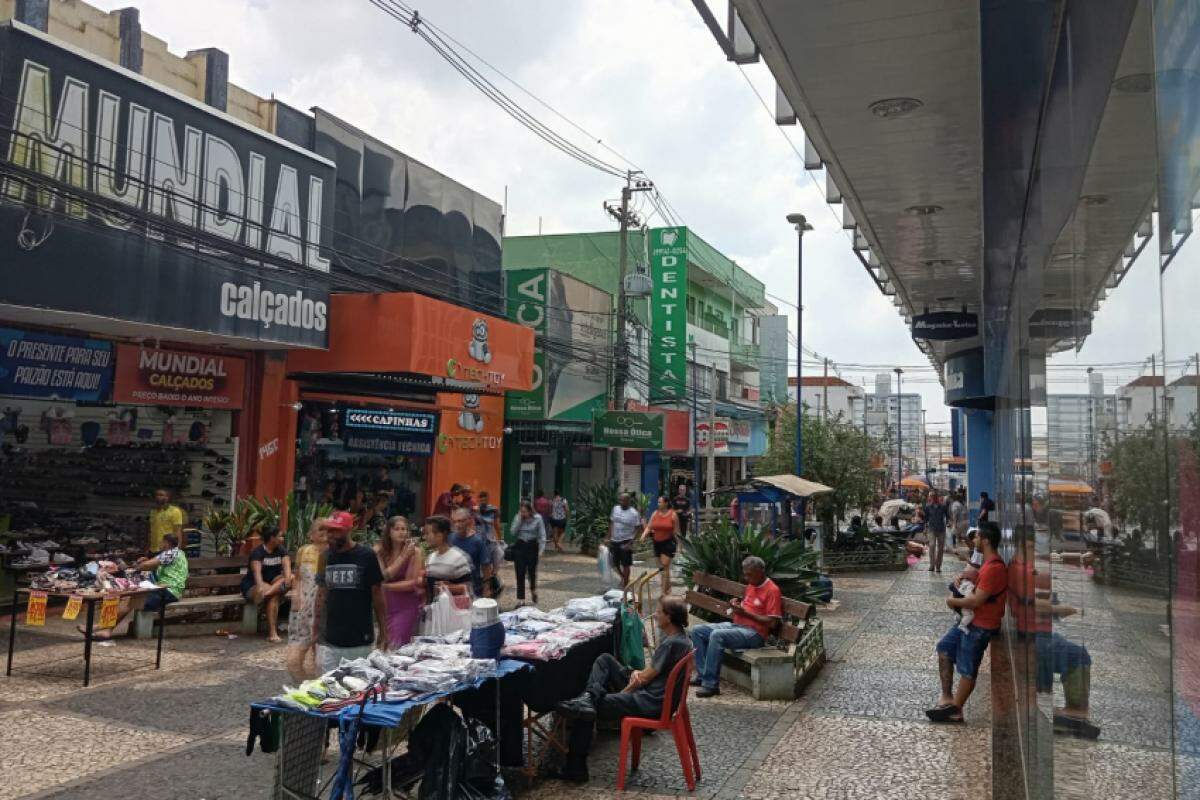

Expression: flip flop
xmin=925 ymin=704 xmax=964 ymax=723
xmin=1054 ymin=714 xmax=1101 ymax=740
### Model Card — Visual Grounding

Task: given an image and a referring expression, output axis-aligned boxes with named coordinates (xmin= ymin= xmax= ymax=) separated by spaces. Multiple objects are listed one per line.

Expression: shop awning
xmin=1049 ymin=480 xmax=1094 ymax=496
xmin=720 ymin=474 xmax=834 ymax=499
xmin=900 ymin=475 xmax=930 ymax=488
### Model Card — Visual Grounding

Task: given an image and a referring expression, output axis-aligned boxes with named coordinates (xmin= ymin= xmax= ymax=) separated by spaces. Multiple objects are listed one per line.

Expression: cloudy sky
xmin=91 ymin=0 xmax=1196 ymax=435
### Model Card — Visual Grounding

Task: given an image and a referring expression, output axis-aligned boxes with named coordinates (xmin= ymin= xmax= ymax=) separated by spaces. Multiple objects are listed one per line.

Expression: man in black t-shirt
xmin=312 ymin=511 xmax=387 ymax=673
xmin=671 ymin=484 xmax=693 ymax=538
xmin=241 ymin=526 xmax=292 ymax=642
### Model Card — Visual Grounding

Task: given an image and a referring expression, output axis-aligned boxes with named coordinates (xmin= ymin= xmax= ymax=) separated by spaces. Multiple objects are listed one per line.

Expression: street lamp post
xmin=894 ymin=367 xmax=904 ymax=497
xmin=787 ymin=213 xmax=812 ymax=539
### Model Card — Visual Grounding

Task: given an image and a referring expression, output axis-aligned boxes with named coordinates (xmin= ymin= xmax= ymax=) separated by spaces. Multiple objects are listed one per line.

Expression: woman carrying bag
xmin=509 ymin=500 xmax=547 ymax=606
xmin=639 ymin=495 xmax=681 ymax=596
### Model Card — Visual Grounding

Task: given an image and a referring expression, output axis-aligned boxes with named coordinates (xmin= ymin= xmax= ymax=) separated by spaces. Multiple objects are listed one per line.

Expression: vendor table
xmin=252 ymin=659 xmax=531 ymax=800
xmin=501 ymin=623 xmax=618 ymax=777
xmin=5 ymin=585 xmax=164 ymax=687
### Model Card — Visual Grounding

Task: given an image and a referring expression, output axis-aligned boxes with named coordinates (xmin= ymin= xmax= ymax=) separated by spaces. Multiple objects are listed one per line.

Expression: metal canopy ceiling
xmin=731 ymin=0 xmax=1156 ymax=372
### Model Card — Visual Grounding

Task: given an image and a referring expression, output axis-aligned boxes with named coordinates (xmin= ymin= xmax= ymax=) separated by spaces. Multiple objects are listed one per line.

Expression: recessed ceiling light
xmin=1113 ymin=73 xmax=1153 ymax=94
xmin=923 ymin=258 xmax=956 ymax=267
xmin=869 ymin=97 xmax=924 ymax=118
xmin=905 ymin=204 xmax=942 ymax=216
xmin=935 ymin=295 xmax=956 ymax=302
xmin=1081 ymin=194 xmax=1108 ymax=206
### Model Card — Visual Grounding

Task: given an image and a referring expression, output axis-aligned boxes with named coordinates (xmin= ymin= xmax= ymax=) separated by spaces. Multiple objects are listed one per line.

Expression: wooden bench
xmin=133 ymin=556 xmax=258 ymax=638
xmin=685 ymin=571 xmax=825 ymax=700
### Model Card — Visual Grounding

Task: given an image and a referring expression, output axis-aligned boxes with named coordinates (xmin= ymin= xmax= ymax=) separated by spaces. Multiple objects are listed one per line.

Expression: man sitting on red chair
xmin=553 ymin=596 xmax=693 ymax=783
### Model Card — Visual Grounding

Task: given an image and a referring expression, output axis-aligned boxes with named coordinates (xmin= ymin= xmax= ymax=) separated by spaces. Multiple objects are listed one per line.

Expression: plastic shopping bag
xmin=597 ymin=544 xmax=617 ymax=588
xmin=421 ymin=590 xmax=472 ymax=638
xmin=618 ymin=603 xmax=646 ymax=669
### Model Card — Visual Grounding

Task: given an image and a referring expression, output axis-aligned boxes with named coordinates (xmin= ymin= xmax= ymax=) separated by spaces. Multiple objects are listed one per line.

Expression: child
xmin=949 ymin=565 xmax=980 ymax=632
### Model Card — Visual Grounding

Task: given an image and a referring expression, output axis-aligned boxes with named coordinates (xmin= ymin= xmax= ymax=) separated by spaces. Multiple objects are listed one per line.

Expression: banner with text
xmin=0 ymin=328 xmax=113 ymax=401
xmin=593 ymin=410 xmax=664 ymax=450
xmin=649 ymin=227 xmax=689 ymax=403
xmin=114 ymin=345 xmax=245 ymax=409
xmin=343 ymin=407 xmax=438 ymax=457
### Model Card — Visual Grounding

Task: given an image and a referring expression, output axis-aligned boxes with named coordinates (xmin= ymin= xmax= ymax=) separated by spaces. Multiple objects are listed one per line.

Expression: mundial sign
xmin=911 ymin=311 xmax=979 ymax=341
xmin=0 ymin=23 xmax=333 ymax=348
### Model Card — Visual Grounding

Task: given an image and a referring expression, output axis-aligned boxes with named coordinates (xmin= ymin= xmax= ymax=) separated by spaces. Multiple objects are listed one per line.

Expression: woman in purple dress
xmin=376 ymin=515 xmax=424 ymax=649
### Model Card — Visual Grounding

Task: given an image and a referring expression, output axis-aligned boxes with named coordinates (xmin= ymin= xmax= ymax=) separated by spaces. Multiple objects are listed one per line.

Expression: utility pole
xmin=707 ymin=363 xmax=717 ymax=507
xmin=603 ymin=171 xmax=651 ymax=485
xmin=896 ymin=374 xmax=903 ymax=489
xmin=922 ymin=409 xmax=928 ymax=481
xmin=786 ymin=213 xmax=812 ymax=544
xmin=690 ymin=341 xmax=701 ymax=524
xmin=1151 ymin=353 xmax=1159 ymax=429
xmin=822 ymin=357 xmax=829 ymax=423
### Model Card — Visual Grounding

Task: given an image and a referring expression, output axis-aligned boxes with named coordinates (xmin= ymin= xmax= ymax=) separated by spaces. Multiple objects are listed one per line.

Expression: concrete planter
xmin=821 ymin=548 xmax=908 ymax=573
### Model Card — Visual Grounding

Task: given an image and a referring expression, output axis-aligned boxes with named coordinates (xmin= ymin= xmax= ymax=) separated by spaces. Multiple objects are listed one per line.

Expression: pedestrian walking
xmin=549 ymin=490 xmax=570 ymax=552
xmin=608 ymin=492 xmax=643 ymax=589
xmin=376 ymin=515 xmax=424 ymax=649
xmin=924 ymin=491 xmax=950 ymax=573
xmin=312 ymin=511 xmax=388 ymax=674
xmin=640 ymin=495 xmax=680 ymax=596
xmin=286 ymin=519 xmax=327 ymax=681
xmin=509 ymin=500 xmax=547 ymax=605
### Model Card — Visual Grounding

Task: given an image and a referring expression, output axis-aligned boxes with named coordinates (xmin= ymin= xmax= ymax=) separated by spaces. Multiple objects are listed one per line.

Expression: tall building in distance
xmin=1047 ymin=372 xmax=1116 ymax=481
xmin=788 ymin=376 xmax=865 ymax=422
xmin=862 ymin=372 xmax=923 ymax=481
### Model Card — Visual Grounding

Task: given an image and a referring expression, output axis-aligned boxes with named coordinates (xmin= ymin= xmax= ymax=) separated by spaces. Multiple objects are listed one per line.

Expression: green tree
xmin=1107 ymin=420 xmax=1177 ymax=536
xmin=757 ymin=405 xmax=880 ymax=528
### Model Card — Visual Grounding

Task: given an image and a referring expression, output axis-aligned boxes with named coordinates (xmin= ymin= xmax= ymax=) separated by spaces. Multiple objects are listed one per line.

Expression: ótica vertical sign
xmin=649 ymin=227 xmax=688 ymax=402
xmin=505 ymin=269 xmax=547 ymax=419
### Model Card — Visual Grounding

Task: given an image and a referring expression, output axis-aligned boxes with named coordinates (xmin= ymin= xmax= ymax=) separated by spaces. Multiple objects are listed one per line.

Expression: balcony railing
xmin=687 ymin=311 xmax=730 ymax=338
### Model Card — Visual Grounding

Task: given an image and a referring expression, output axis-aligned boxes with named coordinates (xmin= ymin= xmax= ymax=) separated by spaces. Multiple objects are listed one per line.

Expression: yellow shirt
xmin=149 ymin=504 xmax=184 ymax=551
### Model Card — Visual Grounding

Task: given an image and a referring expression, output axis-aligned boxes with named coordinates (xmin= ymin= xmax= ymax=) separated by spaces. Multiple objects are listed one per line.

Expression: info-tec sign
xmin=0 ymin=23 xmax=333 ymax=348
xmin=343 ymin=407 xmax=439 ymax=457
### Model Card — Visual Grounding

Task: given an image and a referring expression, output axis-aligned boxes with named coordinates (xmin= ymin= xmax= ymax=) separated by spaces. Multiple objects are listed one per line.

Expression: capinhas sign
xmin=0 ymin=24 xmax=332 ymax=348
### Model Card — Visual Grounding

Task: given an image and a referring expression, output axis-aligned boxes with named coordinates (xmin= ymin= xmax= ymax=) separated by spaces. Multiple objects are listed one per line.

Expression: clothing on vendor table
xmin=152 ymin=546 xmax=188 ymax=599
xmin=316 ymin=643 xmax=374 ymax=675
xmin=240 ymin=544 xmax=289 ymax=598
xmin=690 ymin=621 xmax=764 ymax=690
xmin=148 ymin=504 xmax=184 ymax=552
xmin=566 ymin=637 xmax=692 ymax=769
xmin=381 ymin=546 xmax=423 ymax=648
xmin=316 ymin=545 xmax=383 ymax=648
xmin=288 ymin=543 xmax=324 ymax=648
xmin=449 ymin=532 xmax=489 ymax=596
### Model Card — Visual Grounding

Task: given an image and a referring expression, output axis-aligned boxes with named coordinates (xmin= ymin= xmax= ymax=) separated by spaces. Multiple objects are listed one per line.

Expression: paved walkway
xmin=0 ymin=551 xmax=990 ymax=799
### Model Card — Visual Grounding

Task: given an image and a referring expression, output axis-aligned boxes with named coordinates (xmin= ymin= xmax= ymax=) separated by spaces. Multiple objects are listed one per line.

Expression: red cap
xmin=324 ymin=511 xmax=355 ymax=531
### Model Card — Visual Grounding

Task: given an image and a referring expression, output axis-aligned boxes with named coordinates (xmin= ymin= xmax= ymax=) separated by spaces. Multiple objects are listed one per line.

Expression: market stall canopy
xmin=745 ymin=474 xmax=834 ymax=498
xmin=900 ymin=476 xmax=930 ymax=488
xmin=1049 ymin=480 xmax=1094 ymax=496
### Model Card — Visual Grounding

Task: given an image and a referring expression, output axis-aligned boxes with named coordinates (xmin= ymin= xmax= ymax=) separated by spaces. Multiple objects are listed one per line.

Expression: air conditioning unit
xmin=624 ymin=272 xmax=652 ymax=296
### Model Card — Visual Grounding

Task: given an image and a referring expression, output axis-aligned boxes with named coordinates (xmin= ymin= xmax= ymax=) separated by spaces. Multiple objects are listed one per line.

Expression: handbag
xmin=503 ymin=542 xmax=516 ymax=562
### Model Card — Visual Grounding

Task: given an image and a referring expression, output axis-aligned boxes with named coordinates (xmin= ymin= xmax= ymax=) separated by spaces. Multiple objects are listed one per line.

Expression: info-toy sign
xmin=592 ymin=410 xmax=664 ymax=450
xmin=649 ymin=227 xmax=688 ymax=402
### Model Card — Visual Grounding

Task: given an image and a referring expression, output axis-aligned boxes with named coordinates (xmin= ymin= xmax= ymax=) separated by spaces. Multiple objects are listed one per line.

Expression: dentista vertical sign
xmin=649 ymin=227 xmax=688 ymax=402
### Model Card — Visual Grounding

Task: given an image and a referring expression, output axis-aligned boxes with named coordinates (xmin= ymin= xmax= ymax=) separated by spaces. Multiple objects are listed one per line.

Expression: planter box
xmin=821 ymin=548 xmax=908 ymax=573
xmin=1092 ymin=558 xmax=1169 ymax=596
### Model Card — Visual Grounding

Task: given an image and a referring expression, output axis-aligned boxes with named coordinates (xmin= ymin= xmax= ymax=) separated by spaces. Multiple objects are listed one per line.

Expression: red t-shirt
xmin=971 ymin=555 xmax=1009 ymax=630
xmin=647 ymin=510 xmax=678 ymax=542
xmin=734 ymin=578 xmax=783 ymax=639
xmin=1008 ymin=557 xmax=1052 ymax=634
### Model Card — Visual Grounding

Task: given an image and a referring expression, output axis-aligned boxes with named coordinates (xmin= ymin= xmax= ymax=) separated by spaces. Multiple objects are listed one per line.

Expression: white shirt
xmin=425 ymin=546 xmax=472 ymax=581
xmin=610 ymin=505 xmax=641 ymax=542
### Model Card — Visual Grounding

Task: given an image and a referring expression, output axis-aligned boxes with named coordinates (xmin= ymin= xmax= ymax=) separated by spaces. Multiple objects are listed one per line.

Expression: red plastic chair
xmin=617 ymin=651 xmax=701 ymax=791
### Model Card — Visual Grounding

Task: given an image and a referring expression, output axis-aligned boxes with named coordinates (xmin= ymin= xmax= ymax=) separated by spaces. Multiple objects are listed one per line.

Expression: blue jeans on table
xmin=690 ymin=622 xmax=764 ymax=689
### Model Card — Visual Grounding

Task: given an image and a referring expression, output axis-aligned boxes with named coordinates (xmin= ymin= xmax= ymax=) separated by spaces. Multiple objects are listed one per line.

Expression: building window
xmin=716 ymin=369 xmax=728 ymax=400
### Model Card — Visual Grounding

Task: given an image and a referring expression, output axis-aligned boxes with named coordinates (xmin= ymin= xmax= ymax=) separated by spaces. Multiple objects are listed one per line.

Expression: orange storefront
xmin=249 ymin=292 xmax=534 ymax=515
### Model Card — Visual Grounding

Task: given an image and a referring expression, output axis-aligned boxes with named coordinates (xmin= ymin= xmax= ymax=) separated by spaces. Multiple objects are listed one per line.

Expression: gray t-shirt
xmin=643 ymin=633 xmax=692 ymax=704
xmin=610 ymin=505 xmax=641 ymax=542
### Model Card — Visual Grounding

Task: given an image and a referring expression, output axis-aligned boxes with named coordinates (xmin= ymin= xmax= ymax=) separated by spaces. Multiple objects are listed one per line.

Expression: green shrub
xmin=678 ymin=517 xmax=823 ymax=606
